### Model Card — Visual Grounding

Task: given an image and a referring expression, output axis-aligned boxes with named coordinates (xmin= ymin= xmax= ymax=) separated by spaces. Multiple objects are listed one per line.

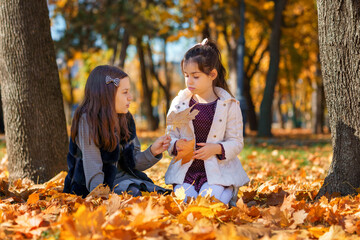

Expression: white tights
xmin=174 ymin=182 xmax=234 ymax=204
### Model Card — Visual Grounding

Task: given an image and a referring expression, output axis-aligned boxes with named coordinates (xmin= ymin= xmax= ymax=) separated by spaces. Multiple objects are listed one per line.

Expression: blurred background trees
xmin=49 ymin=0 xmax=326 ymax=135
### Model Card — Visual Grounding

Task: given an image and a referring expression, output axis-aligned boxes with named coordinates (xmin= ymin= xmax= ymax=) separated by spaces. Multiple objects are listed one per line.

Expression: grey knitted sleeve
xmin=77 ymin=116 xmax=104 ymax=192
xmin=133 ymin=136 xmax=162 ymax=171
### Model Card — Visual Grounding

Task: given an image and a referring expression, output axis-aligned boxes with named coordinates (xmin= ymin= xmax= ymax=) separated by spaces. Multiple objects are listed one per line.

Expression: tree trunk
xmin=0 ymin=0 xmax=68 ymax=183
xmin=64 ymin=65 xmax=74 ymax=125
xmin=146 ymin=40 xmax=171 ymax=121
xmin=136 ymin=37 xmax=158 ymax=130
xmin=243 ymin=75 xmax=258 ymax=131
xmin=258 ymin=0 xmax=287 ymax=137
xmin=162 ymin=39 xmax=171 ymax=114
xmin=275 ymin=84 xmax=285 ymax=129
xmin=316 ymin=0 xmax=360 ymax=198
xmin=312 ymin=54 xmax=325 ymax=134
xmin=118 ymin=28 xmax=130 ymax=69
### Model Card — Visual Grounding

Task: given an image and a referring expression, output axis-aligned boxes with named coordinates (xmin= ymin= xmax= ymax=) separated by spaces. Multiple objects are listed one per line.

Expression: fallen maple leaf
xmin=292 ymin=209 xmax=308 ymax=226
xmin=87 ymin=184 xmax=111 ymax=199
xmin=166 ymin=104 xmax=199 ymax=132
xmin=27 ymin=192 xmax=39 ymax=205
xmin=174 ymin=139 xmax=195 ymax=165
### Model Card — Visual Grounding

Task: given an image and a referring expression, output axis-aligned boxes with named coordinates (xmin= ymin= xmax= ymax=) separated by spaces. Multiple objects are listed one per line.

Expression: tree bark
xmin=258 ymin=0 xmax=287 ymax=137
xmin=136 ymin=37 xmax=158 ymax=130
xmin=0 ymin=0 xmax=68 ymax=183
xmin=316 ymin=0 xmax=360 ymax=198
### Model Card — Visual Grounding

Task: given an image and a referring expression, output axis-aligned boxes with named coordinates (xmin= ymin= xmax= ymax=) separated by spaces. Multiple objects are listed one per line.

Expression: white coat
xmin=165 ymin=87 xmax=249 ymax=188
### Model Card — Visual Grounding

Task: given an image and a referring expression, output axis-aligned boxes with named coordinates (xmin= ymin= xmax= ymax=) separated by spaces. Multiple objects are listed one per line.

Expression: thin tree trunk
xmin=65 ymin=66 xmax=74 ymax=125
xmin=258 ymin=0 xmax=287 ymax=137
xmin=275 ymin=84 xmax=284 ymax=129
xmin=146 ymin=40 xmax=171 ymax=119
xmin=223 ymin=28 xmax=237 ymax=91
xmin=283 ymin=55 xmax=300 ymax=129
xmin=243 ymin=75 xmax=258 ymax=131
xmin=163 ymin=39 xmax=171 ymax=114
xmin=244 ymin=39 xmax=269 ymax=131
xmin=136 ymin=37 xmax=158 ymax=130
xmin=316 ymin=0 xmax=360 ymax=198
xmin=118 ymin=28 xmax=130 ymax=69
xmin=0 ymin=0 xmax=68 ymax=183
xmin=110 ymin=29 xmax=119 ymax=65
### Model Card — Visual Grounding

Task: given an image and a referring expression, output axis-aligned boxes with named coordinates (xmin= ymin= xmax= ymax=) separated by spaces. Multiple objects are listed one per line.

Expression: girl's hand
xmin=176 ymin=138 xmax=190 ymax=152
xmin=150 ymin=135 xmax=171 ymax=156
xmin=193 ymin=143 xmax=222 ymax=160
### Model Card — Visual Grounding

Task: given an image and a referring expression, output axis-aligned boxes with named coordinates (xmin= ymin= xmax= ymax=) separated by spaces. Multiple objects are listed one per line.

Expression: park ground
xmin=0 ymin=129 xmax=360 ymax=239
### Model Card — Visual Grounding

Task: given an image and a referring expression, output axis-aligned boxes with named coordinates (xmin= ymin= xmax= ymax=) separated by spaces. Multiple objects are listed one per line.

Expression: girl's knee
xmin=199 ymin=183 xmax=225 ymax=199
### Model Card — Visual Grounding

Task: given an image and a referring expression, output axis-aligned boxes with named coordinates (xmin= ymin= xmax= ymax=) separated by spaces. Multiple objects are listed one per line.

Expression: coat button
xmin=219 ymin=119 xmax=222 ymax=122
xmin=213 ymin=135 xmax=216 ymax=138
xmin=177 ymin=106 xmax=180 ymax=109
xmin=182 ymin=102 xmax=185 ymax=105
xmin=223 ymin=104 xmax=226 ymax=106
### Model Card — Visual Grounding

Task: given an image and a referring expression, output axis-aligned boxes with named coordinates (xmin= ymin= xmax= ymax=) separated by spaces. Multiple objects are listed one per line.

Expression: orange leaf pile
xmin=0 ymin=133 xmax=360 ymax=239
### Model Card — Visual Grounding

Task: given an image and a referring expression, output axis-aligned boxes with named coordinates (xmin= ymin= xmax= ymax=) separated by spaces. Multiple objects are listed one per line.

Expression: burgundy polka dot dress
xmin=173 ymin=97 xmax=226 ymax=192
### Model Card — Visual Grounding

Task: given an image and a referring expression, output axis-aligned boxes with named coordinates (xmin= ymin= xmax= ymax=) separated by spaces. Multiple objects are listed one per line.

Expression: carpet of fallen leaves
xmin=1 ymin=130 xmax=360 ymax=239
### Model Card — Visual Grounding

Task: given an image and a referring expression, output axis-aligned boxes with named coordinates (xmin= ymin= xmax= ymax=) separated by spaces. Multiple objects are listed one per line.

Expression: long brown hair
xmin=181 ymin=39 xmax=233 ymax=97
xmin=71 ymin=65 xmax=130 ymax=151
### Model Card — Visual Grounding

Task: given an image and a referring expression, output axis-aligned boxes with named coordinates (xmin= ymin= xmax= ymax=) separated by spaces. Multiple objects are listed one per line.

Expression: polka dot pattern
xmin=183 ymin=97 xmax=224 ymax=192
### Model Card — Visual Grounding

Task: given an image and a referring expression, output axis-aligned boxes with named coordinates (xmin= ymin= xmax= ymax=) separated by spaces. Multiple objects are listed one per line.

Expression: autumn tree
xmin=257 ymin=0 xmax=287 ymax=137
xmin=316 ymin=0 xmax=360 ymax=198
xmin=0 ymin=0 xmax=68 ymax=182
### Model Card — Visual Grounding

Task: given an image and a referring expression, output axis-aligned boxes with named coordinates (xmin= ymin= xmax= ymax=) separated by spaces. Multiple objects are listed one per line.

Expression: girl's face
xmin=183 ymin=61 xmax=217 ymax=96
xmin=115 ymin=77 xmax=132 ymax=113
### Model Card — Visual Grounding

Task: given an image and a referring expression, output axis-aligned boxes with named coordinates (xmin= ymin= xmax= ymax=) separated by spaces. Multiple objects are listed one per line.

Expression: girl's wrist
xmin=150 ymin=145 xmax=159 ymax=156
xmin=216 ymin=144 xmax=222 ymax=154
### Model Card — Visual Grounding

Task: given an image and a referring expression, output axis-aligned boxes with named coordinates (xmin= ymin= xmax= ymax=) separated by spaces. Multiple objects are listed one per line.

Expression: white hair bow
xmin=105 ymin=75 xmax=120 ymax=87
xmin=192 ymin=38 xmax=208 ymax=48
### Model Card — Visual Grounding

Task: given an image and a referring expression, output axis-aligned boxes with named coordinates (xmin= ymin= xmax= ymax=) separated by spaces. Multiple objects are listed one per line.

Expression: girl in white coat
xmin=165 ymin=39 xmax=249 ymax=205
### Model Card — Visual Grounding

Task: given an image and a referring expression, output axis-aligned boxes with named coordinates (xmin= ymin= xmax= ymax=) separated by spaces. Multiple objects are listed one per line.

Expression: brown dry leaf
xmin=166 ymin=104 xmax=199 ymax=131
xmin=87 ymin=184 xmax=111 ymax=199
xmin=174 ymin=138 xmax=196 ymax=165
xmin=307 ymin=205 xmax=326 ymax=223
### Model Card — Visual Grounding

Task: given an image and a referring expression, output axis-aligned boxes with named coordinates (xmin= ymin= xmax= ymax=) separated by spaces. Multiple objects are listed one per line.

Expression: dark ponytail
xmin=181 ymin=39 xmax=233 ymax=97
